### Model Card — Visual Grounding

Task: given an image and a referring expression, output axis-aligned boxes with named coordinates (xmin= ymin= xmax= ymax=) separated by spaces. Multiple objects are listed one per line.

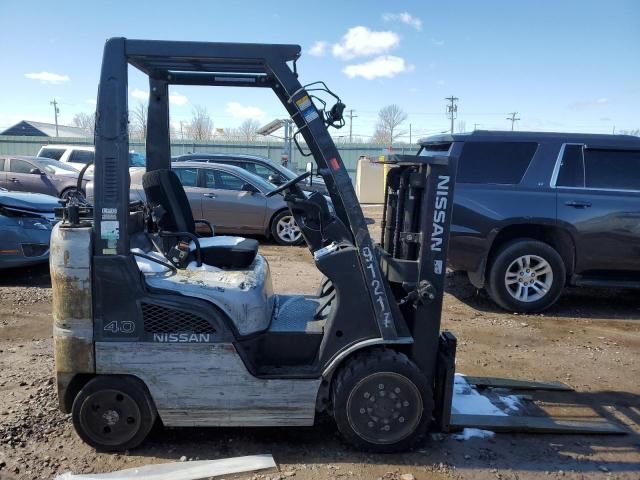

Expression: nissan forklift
xmin=50 ymin=37 xmax=457 ymax=452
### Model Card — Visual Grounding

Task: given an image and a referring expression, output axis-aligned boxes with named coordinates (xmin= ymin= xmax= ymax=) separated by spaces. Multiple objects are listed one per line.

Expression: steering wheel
xmin=265 ymin=171 xmax=311 ymax=198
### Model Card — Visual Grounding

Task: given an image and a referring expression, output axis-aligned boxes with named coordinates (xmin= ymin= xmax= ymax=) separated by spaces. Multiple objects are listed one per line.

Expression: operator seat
xmin=142 ymin=169 xmax=258 ymax=269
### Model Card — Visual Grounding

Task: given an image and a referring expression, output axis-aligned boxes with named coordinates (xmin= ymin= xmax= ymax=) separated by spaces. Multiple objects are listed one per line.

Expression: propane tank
xmin=50 ymin=223 xmax=94 ymax=410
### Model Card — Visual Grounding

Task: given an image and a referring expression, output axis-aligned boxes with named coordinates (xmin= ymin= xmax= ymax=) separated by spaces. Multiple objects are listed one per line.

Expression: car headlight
xmin=18 ymin=217 xmax=52 ymax=230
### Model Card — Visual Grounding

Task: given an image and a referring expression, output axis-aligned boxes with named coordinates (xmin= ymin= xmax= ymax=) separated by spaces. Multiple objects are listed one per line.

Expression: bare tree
xmin=457 ymin=120 xmax=467 ymax=133
xmin=72 ymin=112 xmax=95 ymax=136
xmin=237 ymin=119 xmax=260 ymax=142
xmin=374 ymin=104 xmax=408 ymax=145
xmin=619 ymin=128 xmax=640 ymax=136
xmin=187 ymin=105 xmax=214 ymax=141
xmin=130 ymin=102 xmax=148 ymax=139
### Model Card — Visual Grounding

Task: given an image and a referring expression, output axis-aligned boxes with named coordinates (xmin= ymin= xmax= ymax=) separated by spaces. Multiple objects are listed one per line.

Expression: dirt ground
xmin=0 ymin=206 xmax=638 ymax=480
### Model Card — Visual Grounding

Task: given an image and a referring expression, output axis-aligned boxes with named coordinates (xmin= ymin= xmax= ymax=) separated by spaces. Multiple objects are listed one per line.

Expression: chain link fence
xmin=0 ymin=135 xmax=419 ymax=179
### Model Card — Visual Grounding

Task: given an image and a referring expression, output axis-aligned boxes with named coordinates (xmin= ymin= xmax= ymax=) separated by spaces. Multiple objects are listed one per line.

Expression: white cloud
xmin=86 ymin=98 xmax=96 ymax=106
xmin=169 ymin=92 xmax=188 ymax=106
xmin=332 ymin=26 xmax=400 ymax=60
xmin=432 ymin=39 xmax=445 ymax=46
xmin=130 ymin=89 xmax=188 ymax=106
xmin=24 ymin=72 xmax=70 ymax=84
xmin=308 ymin=41 xmax=328 ymax=56
xmin=343 ymin=56 xmax=414 ymax=80
xmin=382 ymin=12 xmax=422 ymax=31
xmin=226 ymin=102 xmax=265 ymax=119
xmin=131 ymin=88 xmax=147 ymax=100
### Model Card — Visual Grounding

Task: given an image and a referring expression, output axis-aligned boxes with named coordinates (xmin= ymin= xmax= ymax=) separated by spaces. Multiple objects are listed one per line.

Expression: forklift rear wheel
xmin=332 ymin=349 xmax=433 ymax=452
xmin=72 ymin=376 xmax=156 ymax=451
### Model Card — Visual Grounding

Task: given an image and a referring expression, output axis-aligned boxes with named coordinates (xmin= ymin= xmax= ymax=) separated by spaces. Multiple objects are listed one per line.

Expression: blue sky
xmin=0 ymin=0 xmax=638 ymax=139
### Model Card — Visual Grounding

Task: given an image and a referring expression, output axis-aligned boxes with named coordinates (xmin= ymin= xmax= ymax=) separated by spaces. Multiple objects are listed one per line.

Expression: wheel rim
xmin=346 ymin=372 xmax=423 ymax=445
xmin=62 ymin=189 xmax=77 ymax=200
xmin=276 ymin=215 xmax=301 ymax=243
xmin=504 ymin=254 xmax=554 ymax=303
xmin=79 ymin=389 xmax=142 ymax=447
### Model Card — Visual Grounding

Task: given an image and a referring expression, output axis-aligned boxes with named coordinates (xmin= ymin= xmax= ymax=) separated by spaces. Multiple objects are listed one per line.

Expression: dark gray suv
xmin=421 ymin=131 xmax=640 ymax=312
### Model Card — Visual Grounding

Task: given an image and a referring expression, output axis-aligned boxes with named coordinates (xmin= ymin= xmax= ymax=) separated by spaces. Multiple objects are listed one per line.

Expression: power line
xmin=445 ymin=96 xmax=459 ymax=134
xmin=506 ymin=112 xmax=521 ymax=131
xmin=346 ymin=109 xmax=358 ymax=143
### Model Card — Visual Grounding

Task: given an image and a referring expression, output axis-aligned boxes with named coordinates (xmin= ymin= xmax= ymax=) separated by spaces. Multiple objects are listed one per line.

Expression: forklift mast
xmin=93 ymin=38 xmax=400 ymax=341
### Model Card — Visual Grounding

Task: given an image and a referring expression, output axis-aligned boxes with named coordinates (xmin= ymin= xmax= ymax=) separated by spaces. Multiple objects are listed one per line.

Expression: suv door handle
xmin=203 ymin=193 xmax=216 ymax=198
xmin=10 ymin=178 xmax=19 ymax=182
xmin=565 ymin=200 xmax=591 ymax=208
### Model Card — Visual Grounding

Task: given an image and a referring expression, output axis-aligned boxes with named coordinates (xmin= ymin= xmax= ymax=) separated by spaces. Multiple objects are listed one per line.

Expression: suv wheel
xmin=487 ymin=239 xmax=565 ymax=312
xmin=271 ymin=210 xmax=303 ymax=246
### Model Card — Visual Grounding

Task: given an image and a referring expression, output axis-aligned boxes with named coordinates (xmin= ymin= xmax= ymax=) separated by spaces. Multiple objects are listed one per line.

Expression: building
xmin=0 ymin=120 xmax=90 ymax=138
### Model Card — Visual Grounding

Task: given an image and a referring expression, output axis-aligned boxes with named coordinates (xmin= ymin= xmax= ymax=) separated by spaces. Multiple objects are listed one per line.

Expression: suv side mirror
xmin=30 ymin=168 xmax=44 ymax=175
xmin=241 ymin=183 xmax=259 ymax=194
xmin=268 ymin=174 xmax=284 ymax=186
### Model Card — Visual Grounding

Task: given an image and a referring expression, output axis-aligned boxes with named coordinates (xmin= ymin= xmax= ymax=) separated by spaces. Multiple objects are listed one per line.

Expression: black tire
xmin=72 ymin=376 xmax=157 ymax=451
xmin=487 ymin=239 xmax=565 ymax=313
xmin=270 ymin=210 xmax=303 ymax=246
xmin=332 ymin=349 xmax=433 ymax=453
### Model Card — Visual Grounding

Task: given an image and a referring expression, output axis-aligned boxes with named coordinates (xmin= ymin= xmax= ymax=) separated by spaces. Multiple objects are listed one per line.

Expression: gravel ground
xmin=0 ymin=206 xmax=638 ymax=480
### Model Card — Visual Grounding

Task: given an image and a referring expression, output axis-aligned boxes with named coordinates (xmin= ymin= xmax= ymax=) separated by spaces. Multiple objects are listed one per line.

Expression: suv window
xmin=69 ymin=150 xmax=95 ymax=164
xmin=38 ymin=147 xmax=64 ymax=160
xmin=458 ymin=142 xmax=537 ymax=184
xmin=9 ymin=159 xmax=34 ymax=174
xmin=0 ymin=158 xmax=4 ymax=171
xmin=173 ymin=168 xmax=199 ymax=187
xmin=584 ymin=149 xmax=640 ymax=191
xmin=556 ymin=144 xmax=585 ymax=187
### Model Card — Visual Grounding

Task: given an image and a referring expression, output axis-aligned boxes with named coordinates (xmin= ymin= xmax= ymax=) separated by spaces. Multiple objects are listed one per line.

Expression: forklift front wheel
xmin=332 ymin=349 xmax=433 ymax=452
xmin=72 ymin=376 xmax=157 ymax=451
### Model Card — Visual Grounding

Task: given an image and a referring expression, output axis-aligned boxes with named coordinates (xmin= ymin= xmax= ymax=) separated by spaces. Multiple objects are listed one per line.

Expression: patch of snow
xmin=452 ymin=428 xmax=496 ymax=441
xmin=499 ymin=394 xmax=522 ymax=412
xmin=452 ymin=374 xmax=506 ymax=417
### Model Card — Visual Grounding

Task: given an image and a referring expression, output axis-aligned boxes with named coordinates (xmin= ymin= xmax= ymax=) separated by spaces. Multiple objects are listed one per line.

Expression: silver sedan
xmin=130 ymin=162 xmax=303 ymax=245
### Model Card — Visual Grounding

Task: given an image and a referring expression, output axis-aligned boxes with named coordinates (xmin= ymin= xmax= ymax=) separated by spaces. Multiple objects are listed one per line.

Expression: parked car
xmin=37 ymin=145 xmax=146 ymax=169
xmin=172 ymin=153 xmax=328 ymax=193
xmin=0 ymin=155 xmax=90 ymax=199
xmin=129 ymin=162 xmax=309 ymax=245
xmin=0 ymin=187 xmax=58 ymax=268
xmin=420 ymin=130 xmax=640 ymax=312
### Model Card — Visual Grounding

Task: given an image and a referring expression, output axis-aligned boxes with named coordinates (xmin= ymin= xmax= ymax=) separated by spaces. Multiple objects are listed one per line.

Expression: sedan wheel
xmin=272 ymin=211 xmax=303 ymax=245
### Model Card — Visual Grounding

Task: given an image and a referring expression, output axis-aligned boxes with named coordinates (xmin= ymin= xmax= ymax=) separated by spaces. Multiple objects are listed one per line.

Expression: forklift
xmin=52 ymin=38 xmax=475 ymax=452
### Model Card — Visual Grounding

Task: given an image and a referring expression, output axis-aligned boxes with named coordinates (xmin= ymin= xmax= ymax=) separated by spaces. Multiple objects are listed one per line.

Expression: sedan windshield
xmin=34 ymin=159 xmax=79 ymax=175
xmin=234 ymin=168 xmax=276 ymax=192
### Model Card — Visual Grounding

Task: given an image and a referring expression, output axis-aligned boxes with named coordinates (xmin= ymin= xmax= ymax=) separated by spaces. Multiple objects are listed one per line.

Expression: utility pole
xmin=50 ymin=99 xmax=60 ymax=137
xmin=473 ymin=123 xmax=481 ymax=131
xmin=346 ymin=109 xmax=358 ymax=143
xmin=506 ymin=112 xmax=520 ymax=131
xmin=445 ymin=96 xmax=458 ymax=134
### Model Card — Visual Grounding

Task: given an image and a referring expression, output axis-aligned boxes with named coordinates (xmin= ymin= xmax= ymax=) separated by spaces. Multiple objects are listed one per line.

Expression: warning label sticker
xmin=295 ymin=95 xmax=313 ymax=111
xmin=101 ymin=220 xmax=119 ymax=240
